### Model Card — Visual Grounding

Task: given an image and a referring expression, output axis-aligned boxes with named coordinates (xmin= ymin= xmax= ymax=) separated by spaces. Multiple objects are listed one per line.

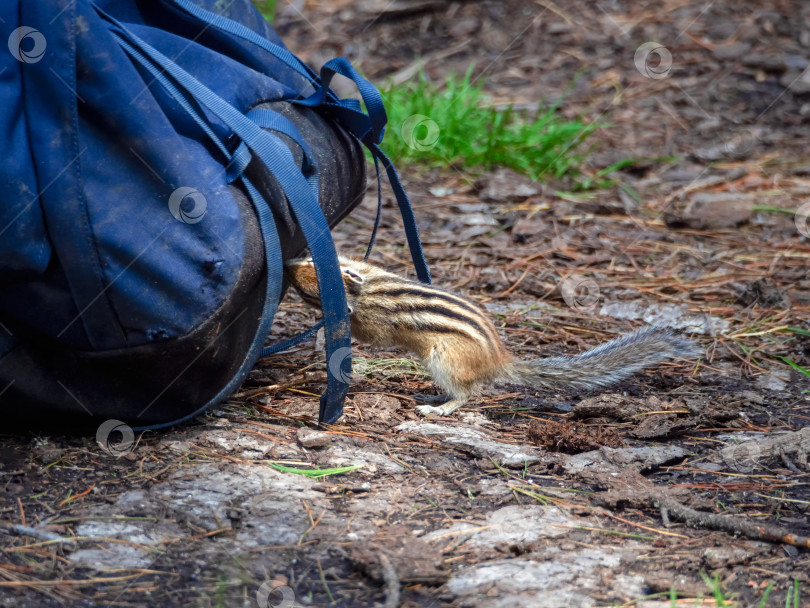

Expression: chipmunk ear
xmin=342 ymin=268 xmax=365 ymax=285
xmin=342 ymin=267 xmax=365 ymax=297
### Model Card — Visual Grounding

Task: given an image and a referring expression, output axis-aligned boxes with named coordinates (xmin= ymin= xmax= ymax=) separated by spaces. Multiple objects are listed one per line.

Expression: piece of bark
xmin=664 ymin=192 xmax=753 ymax=229
xmin=714 ymin=427 xmax=809 ymax=472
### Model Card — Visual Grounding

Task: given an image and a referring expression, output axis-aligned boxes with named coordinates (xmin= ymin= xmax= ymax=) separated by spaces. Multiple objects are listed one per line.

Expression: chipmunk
xmin=285 ymin=257 xmax=698 ymax=416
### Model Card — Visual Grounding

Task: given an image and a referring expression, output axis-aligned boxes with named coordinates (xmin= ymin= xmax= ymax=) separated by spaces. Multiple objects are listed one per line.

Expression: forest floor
xmin=2 ymin=0 xmax=810 ymax=606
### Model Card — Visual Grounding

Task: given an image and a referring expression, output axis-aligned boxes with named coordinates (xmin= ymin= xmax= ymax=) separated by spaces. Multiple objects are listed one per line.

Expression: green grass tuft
xmin=380 ymin=68 xmax=600 ymax=182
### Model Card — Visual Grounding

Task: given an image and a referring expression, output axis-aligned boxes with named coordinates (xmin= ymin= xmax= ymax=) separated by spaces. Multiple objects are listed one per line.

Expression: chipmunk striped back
xmin=287 ymin=256 xmax=510 ymax=358
xmin=346 ymin=260 xmax=503 ymax=345
xmin=285 ymin=256 xmax=513 ymax=401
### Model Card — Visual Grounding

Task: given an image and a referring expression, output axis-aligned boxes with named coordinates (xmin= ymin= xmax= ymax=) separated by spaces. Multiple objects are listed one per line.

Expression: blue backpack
xmin=0 ymin=0 xmax=431 ymax=431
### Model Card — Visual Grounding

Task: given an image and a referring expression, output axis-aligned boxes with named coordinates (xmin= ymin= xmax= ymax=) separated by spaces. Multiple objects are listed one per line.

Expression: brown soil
xmin=3 ymin=1 xmax=810 ymax=606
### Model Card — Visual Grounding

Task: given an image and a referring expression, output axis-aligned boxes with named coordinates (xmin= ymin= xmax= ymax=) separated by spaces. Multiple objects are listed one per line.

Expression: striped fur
xmin=285 ymin=257 xmax=698 ymax=416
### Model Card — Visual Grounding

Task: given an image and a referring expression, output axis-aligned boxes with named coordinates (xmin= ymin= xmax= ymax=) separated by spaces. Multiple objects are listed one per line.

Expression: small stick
xmin=493 ymin=267 xmax=531 ymax=299
xmin=1 ymin=523 xmax=75 ymax=544
xmin=379 ymin=552 xmax=401 ymax=608
xmin=572 ymin=455 xmax=810 ymax=548
xmin=655 ymin=495 xmax=810 ymax=549
xmin=58 ymin=483 xmax=96 ymax=507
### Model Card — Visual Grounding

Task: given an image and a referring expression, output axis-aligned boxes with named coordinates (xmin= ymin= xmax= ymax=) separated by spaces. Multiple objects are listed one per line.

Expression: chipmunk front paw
xmin=416 ymin=404 xmax=447 ymax=416
xmin=415 ymin=398 xmax=468 ymax=417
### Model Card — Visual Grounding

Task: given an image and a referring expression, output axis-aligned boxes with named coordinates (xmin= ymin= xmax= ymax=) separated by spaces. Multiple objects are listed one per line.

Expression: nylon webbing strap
xmin=110 ymin=34 xmax=287 ymax=429
xmin=261 ymin=320 xmax=324 ymax=356
xmin=296 ymin=58 xmax=387 ymax=144
xmin=104 ymin=14 xmax=351 ymax=424
xmin=104 ymin=2 xmax=433 ymax=424
xmin=245 ymin=108 xmax=320 ymax=197
xmin=294 ymin=59 xmax=432 ymax=284
xmin=163 ymin=4 xmax=432 ymax=282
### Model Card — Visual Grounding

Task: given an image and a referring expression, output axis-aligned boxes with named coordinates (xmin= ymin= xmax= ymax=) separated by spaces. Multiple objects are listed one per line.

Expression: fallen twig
xmin=655 ymin=495 xmax=810 ymax=549
xmin=379 ymin=552 xmax=401 ymax=608
xmin=566 ymin=447 xmax=810 ymax=549
xmin=0 ymin=523 xmax=75 ymax=544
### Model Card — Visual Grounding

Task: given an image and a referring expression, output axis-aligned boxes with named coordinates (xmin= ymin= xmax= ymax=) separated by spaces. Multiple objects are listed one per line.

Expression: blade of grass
xmin=782 ymin=327 xmax=810 ymax=337
xmin=752 ymin=205 xmax=797 ymax=215
xmin=267 ymin=463 xmax=362 ymax=480
xmin=700 ymin=572 xmax=730 ymax=608
xmin=789 ymin=579 xmax=800 ymax=608
xmin=776 ymin=356 xmax=810 ymax=379
xmin=757 ymin=581 xmax=775 ymax=608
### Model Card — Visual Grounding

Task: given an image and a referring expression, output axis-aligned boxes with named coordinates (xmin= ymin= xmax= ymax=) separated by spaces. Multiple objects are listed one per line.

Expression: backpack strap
xmin=108 ymin=34 xmax=287 ymax=429
xmin=364 ymin=154 xmax=383 ymax=262
xmin=261 ymin=320 xmax=324 ymax=357
xmin=103 ymin=15 xmax=351 ymax=425
xmin=163 ymin=0 xmax=431 ymax=284
xmin=243 ymin=108 xmax=320 ymax=196
xmin=294 ymin=58 xmax=432 ymax=284
xmin=102 ymin=4 xmax=433 ymax=424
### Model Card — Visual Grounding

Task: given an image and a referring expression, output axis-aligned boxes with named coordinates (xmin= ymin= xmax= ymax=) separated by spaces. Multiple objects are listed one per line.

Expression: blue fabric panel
xmin=161 ymin=0 xmax=319 ymax=97
xmin=74 ymin=10 xmax=247 ymax=344
xmin=100 ymin=0 xmax=315 ymax=99
xmin=2 ymin=1 xmax=309 ymax=348
xmin=18 ymin=0 xmax=127 ymax=349
xmin=0 ymin=6 xmax=50 ymax=283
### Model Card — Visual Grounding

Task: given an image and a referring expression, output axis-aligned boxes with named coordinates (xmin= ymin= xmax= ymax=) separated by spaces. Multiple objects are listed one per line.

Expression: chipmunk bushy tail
xmin=502 ymin=327 xmax=698 ymax=390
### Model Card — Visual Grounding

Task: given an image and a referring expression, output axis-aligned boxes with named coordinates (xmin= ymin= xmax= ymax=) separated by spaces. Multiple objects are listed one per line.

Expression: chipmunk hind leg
xmin=415 ymin=341 xmax=479 ymax=416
